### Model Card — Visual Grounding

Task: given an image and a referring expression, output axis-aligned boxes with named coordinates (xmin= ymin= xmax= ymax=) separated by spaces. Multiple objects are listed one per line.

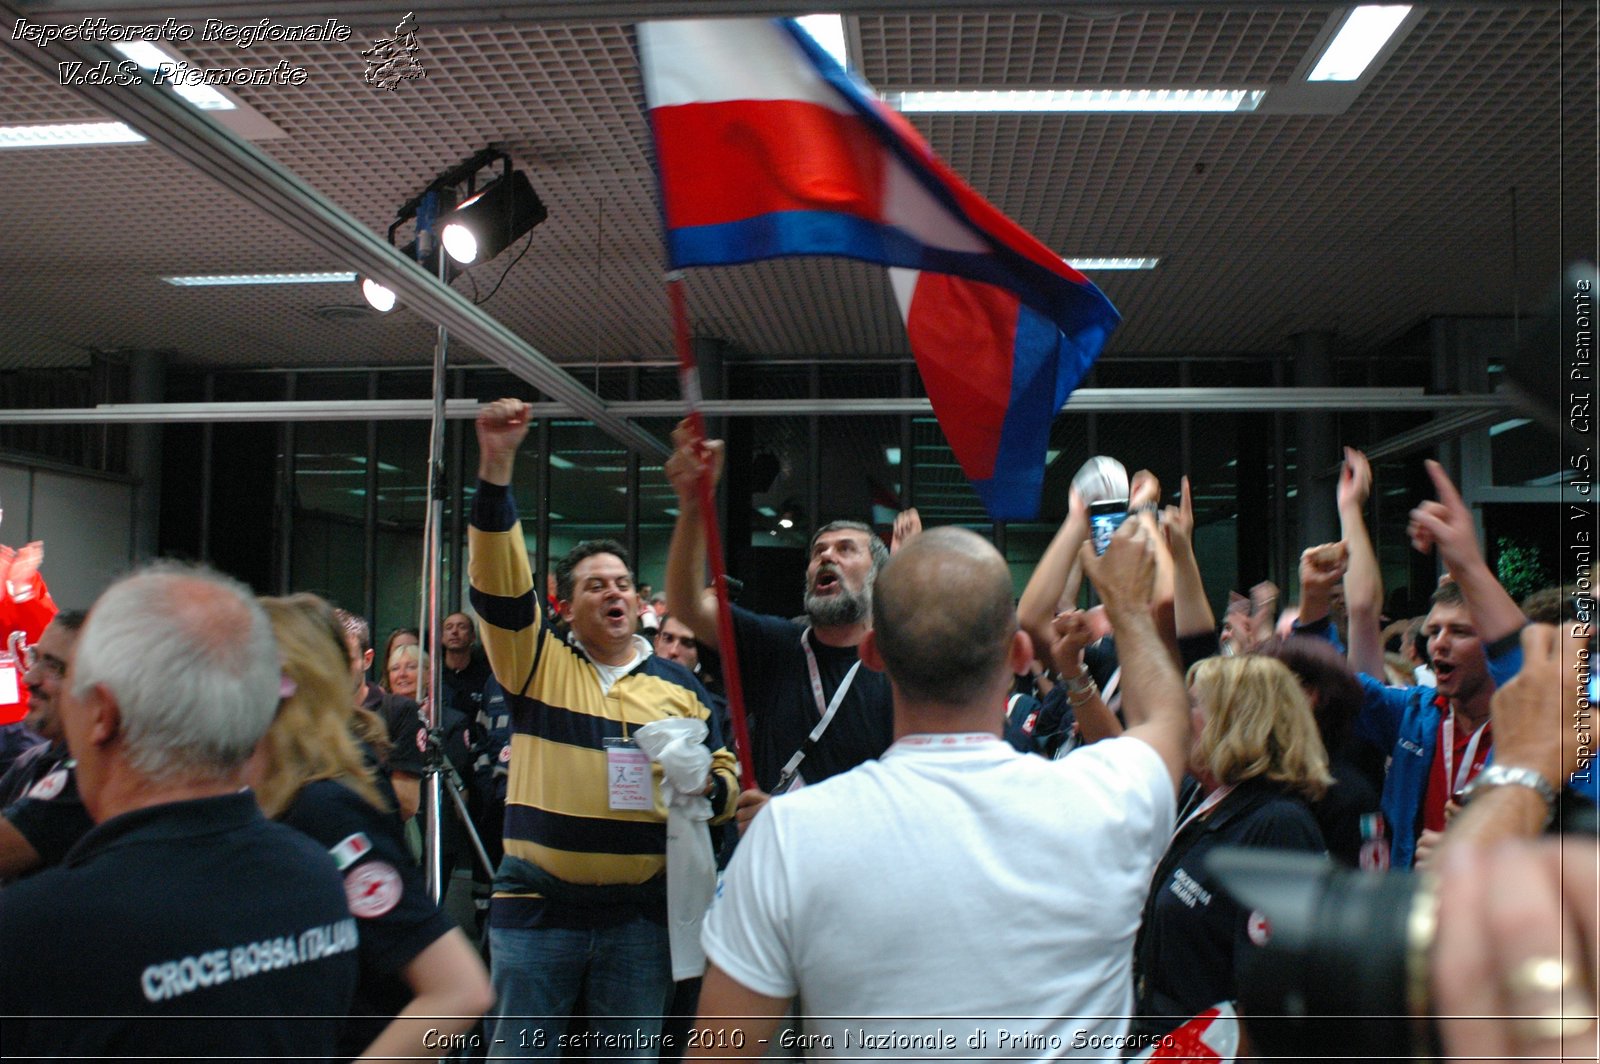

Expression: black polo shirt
xmin=363 ymin=682 xmax=427 ymax=776
xmin=0 ymin=740 xmax=93 ymax=874
xmin=1132 ymin=779 xmax=1325 ymax=1036
xmin=441 ymin=651 xmax=494 ymax=718
xmin=730 ymin=606 xmax=894 ymax=793
xmin=0 ymin=791 xmax=359 ymax=1059
xmin=281 ymin=777 xmax=455 ymax=1061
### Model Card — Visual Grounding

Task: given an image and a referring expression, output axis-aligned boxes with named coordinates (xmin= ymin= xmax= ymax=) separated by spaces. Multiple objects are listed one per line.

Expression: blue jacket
xmin=1294 ymin=617 xmax=1523 ymax=868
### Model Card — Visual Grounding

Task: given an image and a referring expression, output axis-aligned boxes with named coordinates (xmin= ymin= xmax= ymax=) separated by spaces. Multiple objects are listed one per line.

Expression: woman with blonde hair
xmin=1132 ymin=654 xmax=1329 ymax=1037
xmin=379 ymin=626 xmax=419 ymax=691
xmin=384 ymin=641 xmax=427 ymax=702
xmin=256 ymin=594 xmax=492 ymax=1062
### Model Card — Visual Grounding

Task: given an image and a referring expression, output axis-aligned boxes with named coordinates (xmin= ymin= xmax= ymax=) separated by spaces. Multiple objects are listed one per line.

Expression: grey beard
xmin=804 ymin=583 xmax=870 ymax=628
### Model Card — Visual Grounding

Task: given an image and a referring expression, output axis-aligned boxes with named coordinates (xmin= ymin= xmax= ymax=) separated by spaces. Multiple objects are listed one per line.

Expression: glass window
xmin=908 ymin=416 xmax=986 ymax=527
xmin=549 ymin=419 xmax=629 ymax=558
xmin=290 ymin=372 xmax=370 ymax=610
xmin=635 ymin=416 xmax=679 ymax=592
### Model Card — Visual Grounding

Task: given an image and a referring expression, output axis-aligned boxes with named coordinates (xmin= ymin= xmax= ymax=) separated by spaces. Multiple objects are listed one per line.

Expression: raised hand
xmin=1079 ymin=509 xmax=1157 ymax=622
xmin=1489 ymin=623 xmax=1586 ymax=785
xmin=1299 ymin=541 xmax=1349 ymax=592
xmin=664 ymin=418 xmax=726 ymax=505
xmin=1408 ymin=459 xmax=1483 ymax=574
xmin=1163 ymin=476 xmax=1195 ymax=551
xmin=890 ymin=508 xmax=922 ymax=554
xmin=1129 ymin=469 xmax=1161 ymax=511
xmin=1047 ymin=609 xmax=1099 ymax=677
xmin=1337 ymin=446 xmax=1373 ymax=513
xmin=475 ymin=398 xmax=533 ymax=485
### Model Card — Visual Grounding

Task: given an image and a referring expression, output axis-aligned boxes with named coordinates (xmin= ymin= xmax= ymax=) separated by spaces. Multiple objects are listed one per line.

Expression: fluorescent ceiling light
xmin=0 ymin=122 xmax=145 ymax=148
xmin=1068 ymin=257 xmax=1160 ymax=271
xmin=548 ymin=455 xmax=576 ymax=469
xmin=111 ymin=41 xmax=236 ymax=111
xmin=892 ymin=89 xmax=1265 ymax=114
xmin=795 ymin=14 xmax=848 ymax=69
xmin=884 ymin=447 xmax=902 ymax=466
xmin=163 ymin=272 xmax=357 ymax=286
xmin=1307 ymin=5 xmax=1412 ymax=82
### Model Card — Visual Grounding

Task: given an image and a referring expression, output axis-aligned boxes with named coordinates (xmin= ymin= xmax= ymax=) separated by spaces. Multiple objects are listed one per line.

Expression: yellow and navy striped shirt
xmin=468 ymin=481 xmax=738 ymax=927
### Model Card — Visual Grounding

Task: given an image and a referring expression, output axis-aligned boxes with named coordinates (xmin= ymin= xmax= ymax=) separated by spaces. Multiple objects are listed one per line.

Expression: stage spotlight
xmin=361 ymin=277 xmax=397 ymax=312
xmin=439 ymin=170 xmax=547 ymax=265
xmin=361 ymin=150 xmax=545 ymax=311
xmin=441 ymin=222 xmax=478 ymax=265
xmin=359 ymin=236 xmax=464 ymax=311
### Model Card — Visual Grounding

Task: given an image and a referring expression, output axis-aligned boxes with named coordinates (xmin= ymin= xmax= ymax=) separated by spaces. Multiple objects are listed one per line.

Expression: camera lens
xmin=1206 ymin=848 xmax=1438 ymax=1061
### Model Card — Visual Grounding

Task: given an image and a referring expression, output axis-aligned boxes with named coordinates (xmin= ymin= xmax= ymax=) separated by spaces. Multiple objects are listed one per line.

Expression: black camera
xmin=1208 ymin=800 xmax=1598 ymax=1061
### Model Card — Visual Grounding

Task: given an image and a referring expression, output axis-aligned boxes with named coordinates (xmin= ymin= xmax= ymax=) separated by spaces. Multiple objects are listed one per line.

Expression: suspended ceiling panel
xmin=0 ymin=2 xmax=1593 ymax=372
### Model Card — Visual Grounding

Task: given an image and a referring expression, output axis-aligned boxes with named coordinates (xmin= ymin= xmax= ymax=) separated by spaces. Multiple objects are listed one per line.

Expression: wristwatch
xmin=1456 ymin=764 xmax=1559 ymax=826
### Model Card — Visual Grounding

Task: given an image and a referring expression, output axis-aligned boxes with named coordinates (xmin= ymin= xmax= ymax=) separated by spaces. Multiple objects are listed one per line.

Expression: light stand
xmin=368 ymin=147 xmax=548 ymax=904
xmin=413 ymin=194 xmax=495 ymax=902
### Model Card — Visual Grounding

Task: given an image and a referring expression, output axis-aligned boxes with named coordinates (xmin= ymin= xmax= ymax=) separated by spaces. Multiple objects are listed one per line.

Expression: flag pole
xmin=666 ymin=272 xmax=756 ymax=793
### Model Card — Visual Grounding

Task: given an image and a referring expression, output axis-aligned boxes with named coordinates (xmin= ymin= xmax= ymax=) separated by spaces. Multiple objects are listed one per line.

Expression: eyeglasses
xmin=22 ymin=645 xmax=65 ymax=677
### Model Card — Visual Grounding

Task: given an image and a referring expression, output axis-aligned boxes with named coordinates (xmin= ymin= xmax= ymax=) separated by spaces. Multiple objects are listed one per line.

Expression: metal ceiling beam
xmin=0 ymin=1 xmax=667 ymax=460
xmin=1314 ymin=407 xmax=1512 ymax=477
xmin=0 ymin=389 xmax=1512 ymax=425
xmin=12 ymin=1 xmax=1553 ymax=27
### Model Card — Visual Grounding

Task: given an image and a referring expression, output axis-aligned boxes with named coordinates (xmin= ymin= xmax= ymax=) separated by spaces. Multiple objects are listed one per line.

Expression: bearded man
xmin=664 ymin=424 xmax=896 ymax=829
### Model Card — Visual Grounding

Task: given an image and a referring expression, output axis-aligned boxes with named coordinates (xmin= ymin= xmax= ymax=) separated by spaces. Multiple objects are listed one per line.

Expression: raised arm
xmin=890 ymin=507 xmax=922 ymax=553
xmin=1164 ymin=476 xmax=1216 ymax=639
xmin=1408 ymin=460 xmax=1527 ymax=646
xmin=1443 ymin=624 xmax=1582 ymax=851
xmin=1296 ymin=541 xmax=1348 ymax=630
xmin=1046 ymin=608 xmax=1122 ymax=743
xmin=1123 ymin=471 xmax=1178 ymax=655
xmin=1017 ymin=488 xmax=1090 ymax=668
xmin=663 ymin=419 xmax=726 ymax=650
xmin=1337 ymin=448 xmax=1385 ymax=678
xmin=475 ymin=397 xmax=530 ymax=487
xmin=469 ymin=399 xmax=542 ymax=689
xmin=1078 ymin=512 xmax=1191 ymax=791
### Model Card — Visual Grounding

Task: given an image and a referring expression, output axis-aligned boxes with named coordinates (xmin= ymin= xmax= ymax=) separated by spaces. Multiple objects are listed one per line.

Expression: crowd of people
xmin=0 ymin=398 xmax=1591 ymax=1062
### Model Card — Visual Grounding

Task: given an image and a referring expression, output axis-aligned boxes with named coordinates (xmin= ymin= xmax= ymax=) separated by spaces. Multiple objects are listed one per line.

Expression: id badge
xmin=0 ymin=656 xmax=17 ymax=706
xmin=604 ymin=738 xmax=653 ymax=811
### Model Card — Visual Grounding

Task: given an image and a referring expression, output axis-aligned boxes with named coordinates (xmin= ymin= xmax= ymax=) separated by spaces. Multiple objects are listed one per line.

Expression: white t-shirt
xmin=702 ymin=732 xmax=1176 ymax=1059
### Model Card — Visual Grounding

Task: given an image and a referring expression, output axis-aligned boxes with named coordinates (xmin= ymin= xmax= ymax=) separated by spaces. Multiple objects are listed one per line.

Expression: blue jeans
xmin=486 ymin=918 xmax=673 ymax=1060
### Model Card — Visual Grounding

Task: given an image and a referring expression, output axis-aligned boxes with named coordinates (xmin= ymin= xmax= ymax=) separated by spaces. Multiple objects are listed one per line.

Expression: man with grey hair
xmin=0 ymin=564 xmax=360 ymax=1058
xmin=665 ymin=423 xmax=895 ymax=822
xmin=693 ymin=521 xmax=1193 ymax=1057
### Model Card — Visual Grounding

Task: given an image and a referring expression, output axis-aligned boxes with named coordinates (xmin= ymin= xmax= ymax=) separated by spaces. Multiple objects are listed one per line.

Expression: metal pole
xmin=0 ymin=389 xmax=1511 ymax=426
xmin=419 ymin=225 xmax=450 ymax=904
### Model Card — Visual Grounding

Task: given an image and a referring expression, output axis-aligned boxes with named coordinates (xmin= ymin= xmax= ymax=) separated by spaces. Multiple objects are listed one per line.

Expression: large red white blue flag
xmin=638 ymin=18 xmax=1120 ymax=520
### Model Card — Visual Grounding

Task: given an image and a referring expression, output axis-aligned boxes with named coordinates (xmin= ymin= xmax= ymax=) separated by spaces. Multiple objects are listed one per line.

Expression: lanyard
xmin=1176 ymin=783 xmax=1235 ymax=836
xmin=1102 ymin=665 xmax=1122 ymax=706
xmin=1441 ymin=708 xmax=1491 ymax=797
xmin=894 ymin=733 xmax=1001 ymax=750
xmin=774 ymin=628 xmax=860 ymax=794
